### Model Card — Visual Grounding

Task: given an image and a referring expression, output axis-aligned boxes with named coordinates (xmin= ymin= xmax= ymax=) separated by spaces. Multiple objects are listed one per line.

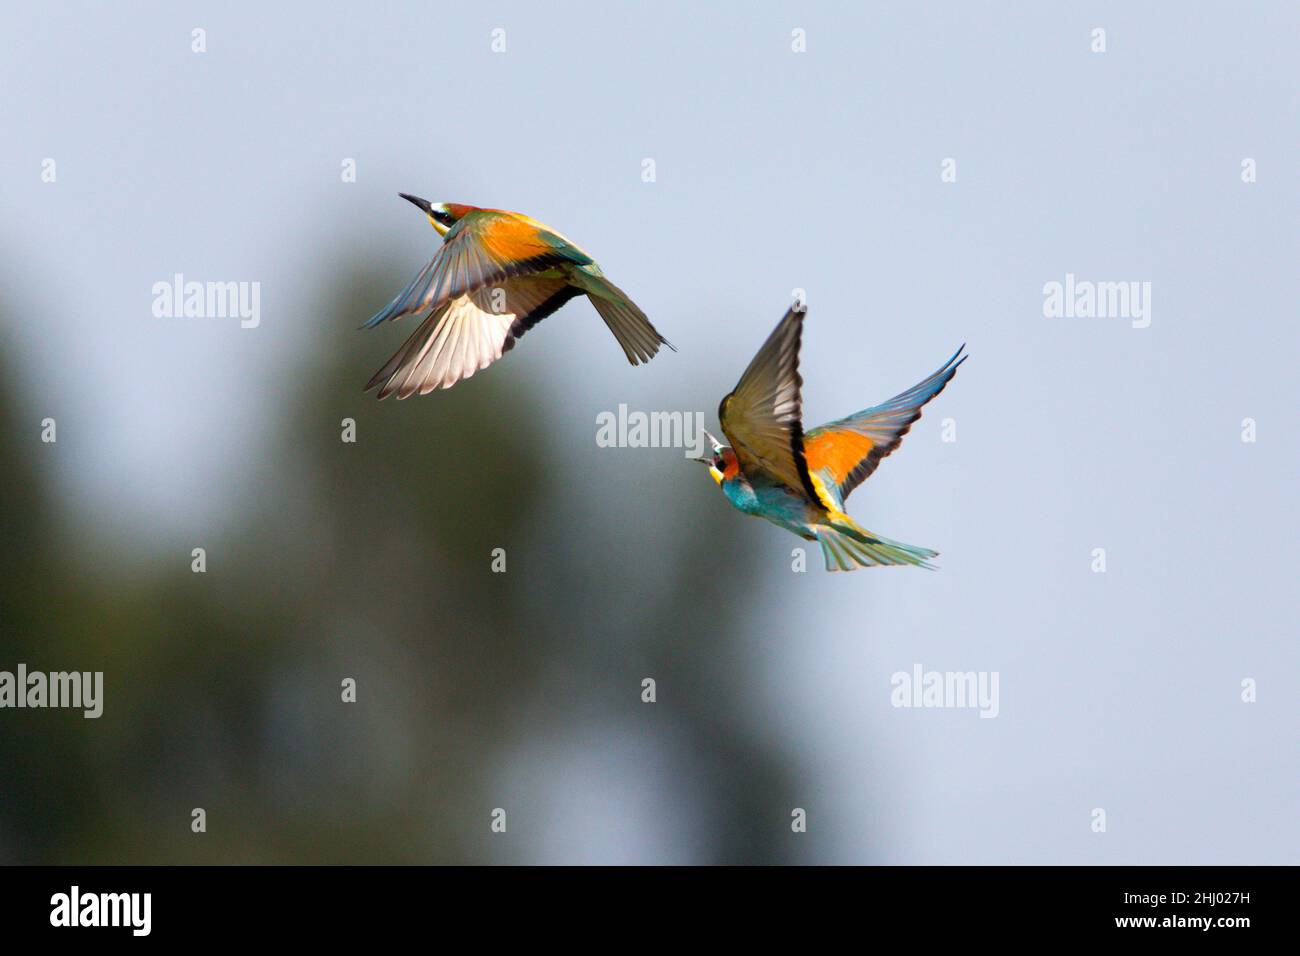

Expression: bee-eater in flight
xmin=695 ymin=307 xmax=965 ymax=571
xmin=362 ymin=195 xmax=673 ymax=397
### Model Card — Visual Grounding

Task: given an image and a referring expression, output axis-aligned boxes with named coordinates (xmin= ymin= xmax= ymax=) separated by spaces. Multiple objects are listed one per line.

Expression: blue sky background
xmin=1 ymin=2 xmax=1296 ymax=863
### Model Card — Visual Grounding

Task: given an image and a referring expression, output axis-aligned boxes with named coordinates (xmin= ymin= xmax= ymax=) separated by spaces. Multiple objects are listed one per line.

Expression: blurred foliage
xmin=0 ymin=273 xmax=802 ymax=864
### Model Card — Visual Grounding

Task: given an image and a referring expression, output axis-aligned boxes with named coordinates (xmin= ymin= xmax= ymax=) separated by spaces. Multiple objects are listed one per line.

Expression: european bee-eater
xmin=362 ymin=195 xmax=673 ymax=397
xmin=695 ymin=307 xmax=965 ymax=571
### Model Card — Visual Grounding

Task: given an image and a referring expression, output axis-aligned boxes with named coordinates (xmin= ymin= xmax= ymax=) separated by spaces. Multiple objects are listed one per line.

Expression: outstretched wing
xmin=718 ymin=307 xmax=820 ymax=503
xmin=364 ymin=278 xmax=580 ymax=398
xmin=804 ymin=345 xmax=966 ymax=505
xmin=361 ymin=209 xmax=593 ymax=329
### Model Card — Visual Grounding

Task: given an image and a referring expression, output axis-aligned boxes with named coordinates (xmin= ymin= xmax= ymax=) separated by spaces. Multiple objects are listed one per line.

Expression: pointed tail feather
xmin=568 ymin=270 xmax=674 ymax=365
xmin=815 ymin=520 xmax=938 ymax=571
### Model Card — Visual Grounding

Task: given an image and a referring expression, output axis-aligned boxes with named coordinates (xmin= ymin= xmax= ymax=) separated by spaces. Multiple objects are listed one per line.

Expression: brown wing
xmin=717 ymin=307 xmax=820 ymax=503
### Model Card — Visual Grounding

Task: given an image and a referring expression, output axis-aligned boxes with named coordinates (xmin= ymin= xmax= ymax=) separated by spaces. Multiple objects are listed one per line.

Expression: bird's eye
xmin=713 ymin=457 xmax=724 ymax=471
xmin=433 ymin=211 xmax=452 ymax=226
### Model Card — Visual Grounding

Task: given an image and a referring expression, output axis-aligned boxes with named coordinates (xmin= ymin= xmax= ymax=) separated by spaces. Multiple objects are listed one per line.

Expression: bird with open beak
xmin=694 ymin=306 xmax=965 ymax=571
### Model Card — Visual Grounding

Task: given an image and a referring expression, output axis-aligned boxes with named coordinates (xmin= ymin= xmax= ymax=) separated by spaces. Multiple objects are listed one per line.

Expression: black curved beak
xmin=399 ymin=193 xmax=433 ymax=214
xmin=691 ymin=457 xmax=712 ymax=465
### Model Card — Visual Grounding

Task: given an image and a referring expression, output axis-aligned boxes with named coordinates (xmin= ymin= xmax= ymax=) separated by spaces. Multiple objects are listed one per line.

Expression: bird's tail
xmin=815 ymin=515 xmax=938 ymax=571
xmin=568 ymin=268 xmax=675 ymax=365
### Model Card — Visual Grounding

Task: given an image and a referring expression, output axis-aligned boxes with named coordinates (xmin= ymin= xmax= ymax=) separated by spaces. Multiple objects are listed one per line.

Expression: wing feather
xmin=717 ymin=307 xmax=820 ymax=503
xmin=364 ymin=277 xmax=576 ymax=398
xmin=805 ymin=345 xmax=966 ymax=503
xmin=361 ymin=210 xmax=593 ymax=329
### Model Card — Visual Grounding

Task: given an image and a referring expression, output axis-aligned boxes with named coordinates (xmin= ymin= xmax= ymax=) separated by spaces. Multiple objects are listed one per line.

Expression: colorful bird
xmin=362 ymin=196 xmax=673 ymax=397
xmin=695 ymin=307 xmax=965 ymax=571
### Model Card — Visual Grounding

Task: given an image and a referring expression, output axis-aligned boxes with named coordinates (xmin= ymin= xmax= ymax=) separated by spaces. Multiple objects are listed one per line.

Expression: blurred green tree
xmin=0 ymin=268 xmax=802 ymax=864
